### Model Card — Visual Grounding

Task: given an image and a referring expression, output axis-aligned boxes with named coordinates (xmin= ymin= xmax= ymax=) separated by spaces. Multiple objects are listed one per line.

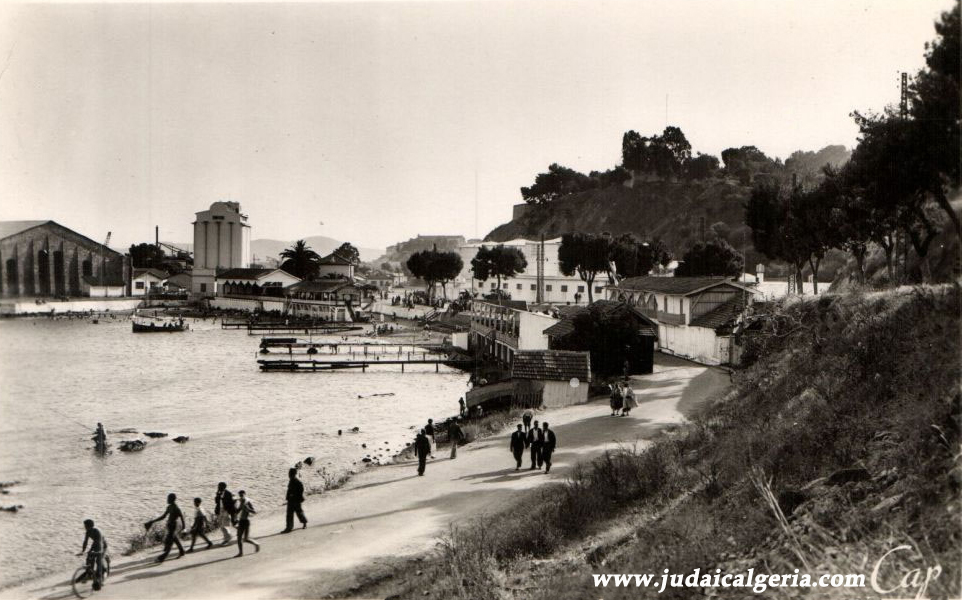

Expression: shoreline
xmin=0 ymin=356 xmax=727 ymax=600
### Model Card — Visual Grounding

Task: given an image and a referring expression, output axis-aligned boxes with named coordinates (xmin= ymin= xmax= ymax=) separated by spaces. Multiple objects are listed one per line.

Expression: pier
xmin=258 ymin=338 xmax=450 ymax=357
xmin=257 ymin=357 xmax=474 ymax=372
xmin=221 ymin=322 xmax=364 ymax=334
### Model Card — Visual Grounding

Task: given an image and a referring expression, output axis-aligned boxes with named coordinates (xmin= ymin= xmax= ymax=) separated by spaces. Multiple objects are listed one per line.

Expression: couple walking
xmin=609 ymin=381 xmax=638 ymax=416
xmin=510 ymin=420 xmax=557 ymax=473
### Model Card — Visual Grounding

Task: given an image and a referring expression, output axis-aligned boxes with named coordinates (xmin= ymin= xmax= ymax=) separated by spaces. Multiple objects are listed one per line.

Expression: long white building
xmin=191 ymin=201 xmax=251 ymax=296
xmin=458 ymin=238 xmax=603 ymax=305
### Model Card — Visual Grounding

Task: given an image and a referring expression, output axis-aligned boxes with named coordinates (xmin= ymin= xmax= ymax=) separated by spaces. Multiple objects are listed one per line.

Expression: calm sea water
xmin=0 ymin=316 xmax=468 ymax=589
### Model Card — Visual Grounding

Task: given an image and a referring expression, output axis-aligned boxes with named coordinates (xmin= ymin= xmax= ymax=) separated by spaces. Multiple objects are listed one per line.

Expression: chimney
xmin=756 ymin=263 xmax=765 ymax=284
xmin=155 ymin=226 xmax=159 ymax=248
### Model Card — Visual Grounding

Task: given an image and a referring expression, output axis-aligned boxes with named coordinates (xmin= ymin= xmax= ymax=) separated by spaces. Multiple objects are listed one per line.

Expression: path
xmin=6 ymin=355 xmax=728 ymax=600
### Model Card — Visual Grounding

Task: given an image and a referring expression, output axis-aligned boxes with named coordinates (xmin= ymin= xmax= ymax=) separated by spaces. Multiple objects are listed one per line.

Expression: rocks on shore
xmin=1 ymin=505 xmax=24 ymax=513
xmin=172 ymin=436 xmax=190 ymax=443
xmin=119 ymin=440 xmax=147 ymax=452
xmin=143 ymin=432 xmax=168 ymax=438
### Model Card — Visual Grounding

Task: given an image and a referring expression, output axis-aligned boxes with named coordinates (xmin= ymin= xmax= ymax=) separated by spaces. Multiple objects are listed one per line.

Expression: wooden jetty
xmin=257 ymin=357 xmax=474 ymax=373
xmin=258 ymin=338 xmax=449 ymax=356
xmin=221 ymin=322 xmax=364 ymax=334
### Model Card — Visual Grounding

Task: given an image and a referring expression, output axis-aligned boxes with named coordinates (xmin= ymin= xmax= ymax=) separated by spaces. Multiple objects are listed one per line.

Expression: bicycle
xmin=71 ymin=550 xmax=111 ymax=598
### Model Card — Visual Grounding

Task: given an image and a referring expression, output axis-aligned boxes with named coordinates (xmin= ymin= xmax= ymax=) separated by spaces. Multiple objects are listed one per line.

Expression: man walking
xmin=425 ymin=418 xmax=436 ymax=458
xmin=526 ymin=420 xmax=543 ymax=470
xmin=214 ymin=482 xmax=235 ymax=546
xmin=521 ymin=410 xmax=533 ymax=432
xmin=144 ymin=493 xmax=186 ymax=563
xmin=510 ymin=424 xmax=526 ymax=470
xmin=448 ymin=418 xmax=464 ymax=459
xmin=234 ymin=490 xmax=260 ymax=557
xmin=187 ymin=497 xmax=213 ymax=552
xmin=282 ymin=468 xmax=308 ymax=533
xmin=542 ymin=422 xmax=557 ymax=474
xmin=414 ymin=429 xmax=432 ymax=476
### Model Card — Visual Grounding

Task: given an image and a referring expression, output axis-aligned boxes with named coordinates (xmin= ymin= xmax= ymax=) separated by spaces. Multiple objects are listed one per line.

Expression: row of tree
xmin=745 ymin=5 xmax=959 ymax=290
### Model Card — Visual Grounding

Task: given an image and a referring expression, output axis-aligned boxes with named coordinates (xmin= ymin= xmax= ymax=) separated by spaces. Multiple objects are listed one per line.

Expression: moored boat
xmin=132 ymin=318 xmax=188 ymax=333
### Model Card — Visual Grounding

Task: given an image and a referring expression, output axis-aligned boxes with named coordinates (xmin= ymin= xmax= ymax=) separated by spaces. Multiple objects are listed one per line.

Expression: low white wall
xmin=209 ymin=297 xmax=286 ymax=313
xmin=542 ymin=380 xmax=589 ymax=408
xmin=451 ymin=331 xmax=469 ymax=350
xmin=0 ymin=298 xmax=143 ymax=315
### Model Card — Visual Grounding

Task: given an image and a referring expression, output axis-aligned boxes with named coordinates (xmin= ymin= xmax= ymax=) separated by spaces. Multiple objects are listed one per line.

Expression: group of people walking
xmin=413 ymin=417 xmax=465 ymax=475
xmin=510 ymin=417 xmax=557 ymax=473
xmin=609 ymin=381 xmax=638 ymax=416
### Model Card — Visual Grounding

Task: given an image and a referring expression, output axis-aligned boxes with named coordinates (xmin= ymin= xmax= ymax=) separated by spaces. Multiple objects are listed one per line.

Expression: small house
xmin=131 ymin=268 xmax=167 ymax=296
xmin=511 ymin=350 xmax=591 ymax=408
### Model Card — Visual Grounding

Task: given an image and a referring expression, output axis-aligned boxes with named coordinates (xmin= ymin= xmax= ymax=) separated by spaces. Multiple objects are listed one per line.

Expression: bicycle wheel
xmin=71 ymin=567 xmax=93 ymax=598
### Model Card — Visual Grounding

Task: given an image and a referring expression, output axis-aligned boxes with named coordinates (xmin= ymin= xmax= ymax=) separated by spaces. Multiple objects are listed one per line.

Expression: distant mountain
xmin=251 ymin=236 xmax=382 ymax=264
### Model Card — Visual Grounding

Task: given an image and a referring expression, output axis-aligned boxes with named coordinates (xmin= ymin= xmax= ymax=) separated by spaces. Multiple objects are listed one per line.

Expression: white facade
xmin=458 ymin=238 xmax=600 ymax=305
xmin=131 ymin=271 xmax=165 ymax=297
xmin=191 ymin=201 xmax=251 ymax=296
xmin=466 ymin=299 xmax=558 ymax=365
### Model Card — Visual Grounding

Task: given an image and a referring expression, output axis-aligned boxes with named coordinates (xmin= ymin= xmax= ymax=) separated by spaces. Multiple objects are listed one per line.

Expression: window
xmin=560 ymin=285 xmax=568 ymax=292
xmin=578 ymin=285 xmax=584 ymax=293
xmin=490 ymin=282 xmax=496 ymax=289
xmin=503 ymin=283 xmax=508 ymax=289
xmin=135 ymin=281 xmax=145 ymax=290
xmin=595 ymin=286 xmax=602 ymax=294
xmin=545 ymin=284 xmax=552 ymax=291
xmin=200 ymin=283 xmax=207 ymax=293
xmin=530 ymin=284 xmax=536 ymax=291
xmin=516 ymin=283 xmax=522 ymax=290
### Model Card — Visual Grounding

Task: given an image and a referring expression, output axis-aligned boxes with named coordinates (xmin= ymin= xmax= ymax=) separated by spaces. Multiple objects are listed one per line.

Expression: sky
xmin=0 ymin=0 xmax=951 ymax=253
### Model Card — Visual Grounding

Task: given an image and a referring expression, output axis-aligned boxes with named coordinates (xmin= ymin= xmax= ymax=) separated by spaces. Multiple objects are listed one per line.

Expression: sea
xmin=0 ymin=315 xmax=468 ymax=589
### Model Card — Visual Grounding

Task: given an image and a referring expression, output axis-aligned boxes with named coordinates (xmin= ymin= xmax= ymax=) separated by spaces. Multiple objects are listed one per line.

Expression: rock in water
xmin=304 ymin=456 xmax=314 ymax=466
xmin=144 ymin=432 xmax=168 ymax=438
xmin=119 ymin=440 xmax=146 ymax=452
xmin=172 ymin=436 xmax=190 ymax=444
xmin=1 ymin=505 xmax=24 ymax=513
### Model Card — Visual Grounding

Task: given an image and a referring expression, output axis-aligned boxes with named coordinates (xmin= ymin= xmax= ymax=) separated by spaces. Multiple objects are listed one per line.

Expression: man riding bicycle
xmin=78 ymin=519 xmax=107 ymax=590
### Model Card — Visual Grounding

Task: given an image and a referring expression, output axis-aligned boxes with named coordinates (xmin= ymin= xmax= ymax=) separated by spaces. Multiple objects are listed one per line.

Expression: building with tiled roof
xmin=216 ymin=268 xmax=301 ymax=297
xmin=511 ymin=350 xmax=591 ymax=408
xmin=317 ymin=252 xmax=356 ymax=279
xmin=605 ymin=277 xmax=757 ymax=366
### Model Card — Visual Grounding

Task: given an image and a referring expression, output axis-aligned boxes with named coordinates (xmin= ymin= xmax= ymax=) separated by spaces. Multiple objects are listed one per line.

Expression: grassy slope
xmin=357 ymin=285 xmax=959 ymax=599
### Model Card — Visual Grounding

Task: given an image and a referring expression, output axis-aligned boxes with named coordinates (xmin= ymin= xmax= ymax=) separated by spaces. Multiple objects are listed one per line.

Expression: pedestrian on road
xmin=425 ymin=419 xmax=436 ymax=458
xmin=448 ymin=418 xmax=464 ymax=459
xmin=542 ymin=422 xmax=557 ymax=474
xmin=144 ymin=493 xmax=186 ymax=563
xmin=510 ymin=424 xmax=526 ymax=470
xmin=522 ymin=410 xmax=533 ymax=432
xmin=414 ymin=429 xmax=432 ymax=475
xmin=214 ymin=482 xmax=235 ymax=546
xmin=234 ymin=490 xmax=260 ymax=557
xmin=619 ymin=383 xmax=630 ymax=416
xmin=609 ymin=384 xmax=622 ymax=416
xmin=526 ymin=420 xmax=544 ymax=470
xmin=458 ymin=397 xmax=466 ymax=417
xmin=187 ymin=497 xmax=213 ymax=553
xmin=623 ymin=385 xmax=638 ymax=416
xmin=282 ymin=468 xmax=308 ymax=533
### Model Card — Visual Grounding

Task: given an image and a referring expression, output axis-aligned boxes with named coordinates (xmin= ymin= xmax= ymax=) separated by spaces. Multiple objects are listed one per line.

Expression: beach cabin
xmin=511 ymin=350 xmax=591 ymax=408
xmin=216 ymin=268 xmax=301 ymax=298
xmin=606 ymin=276 xmax=757 ymax=366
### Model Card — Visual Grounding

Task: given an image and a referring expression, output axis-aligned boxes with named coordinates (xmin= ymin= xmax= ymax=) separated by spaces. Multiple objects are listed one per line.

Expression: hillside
xmin=361 ymin=285 xmax=960 ymax=600
xmin=487 ymin=178 xmax=778 ymax=273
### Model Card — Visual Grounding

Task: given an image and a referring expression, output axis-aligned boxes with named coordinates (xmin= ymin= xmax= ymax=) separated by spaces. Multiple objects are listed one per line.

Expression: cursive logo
xmin=870 ymin=545 xmax=943 ymax=599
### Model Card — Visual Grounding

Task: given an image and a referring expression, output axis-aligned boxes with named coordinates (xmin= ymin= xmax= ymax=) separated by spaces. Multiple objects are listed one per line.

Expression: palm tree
xmin=279 ymin=240 xmax=321 ymax=280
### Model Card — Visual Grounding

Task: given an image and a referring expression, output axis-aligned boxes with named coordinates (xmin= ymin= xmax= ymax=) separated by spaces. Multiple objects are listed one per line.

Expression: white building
xmin=458 ymin=238 xmax=602 ymax=306
xmin=131 ymin=268 xmax=167 ymax=296
xmin=216 ymin=268 xmax=301 ymax=297
xmin=607 ymin=276 xmax=758 ymax=366
xmin=191 ymin=201 xmax=251 ymax=297
xmin=465 ymin=299 xmax=558 ymax=366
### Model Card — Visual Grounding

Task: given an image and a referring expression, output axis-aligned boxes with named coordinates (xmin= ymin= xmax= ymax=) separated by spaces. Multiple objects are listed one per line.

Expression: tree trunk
xmin=879 ymin=237 xmax=894 ymax=284
xmin=934 ymin=187 xmax=962 ymax=242
xmin=808 ymin=256 xmax=821 ymax=294
xmin=854 ymin=247 xmax=866 ymax=284
xmin=584 ymin=272 xmax=595 ymax=303
xmin=796 ymin=263 xmax=805 ymax=295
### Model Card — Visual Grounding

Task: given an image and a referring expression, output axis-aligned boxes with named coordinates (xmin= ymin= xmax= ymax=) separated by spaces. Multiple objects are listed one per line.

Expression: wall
xmin=541 ymin=379 xmax=589 ymax=408
xmin=451 ymin=331 xmax=469 ymax=350
xmin=0 ymin=298 xmax=141 ymax=315
xmin=518 ymin=311 xmax=557 ymax=350
xmin=209 ymin=296 xmax=286 ymax=313
xmin=658 ymin=323 xmax=721 ymax=365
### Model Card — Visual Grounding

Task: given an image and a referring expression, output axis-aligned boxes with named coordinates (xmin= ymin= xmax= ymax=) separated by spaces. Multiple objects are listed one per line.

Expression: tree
xmin=686 ymin=153 xmax=720 ymax=180
xmin=552 ymin=303 xmax=651 ymax=377
xmin=674 ymin=239 xmax=744 ymax=278
xmin=471 ymin=245 xmax=527 ymax=290
xmin=520 ymin=163 xmax=593 ymax=206
xmin=745 ymin=184 xmax=809 ymax=293
xmin=622 ymin=126 xmax=692 ymax=180
xmin=333 ymin=242 xmax=360 ymax=264
xmin=607 ymin=234 xmax=659 ymax=281
xmin=279 ymin=240 xmax=322 ymax=280
xmin=129 ymin=244 xmax=167 ymax=270
xmin=406 ymin=249 xmax=463 ymax=301
xmin=558 ymin=233 xmax=611 ymax=303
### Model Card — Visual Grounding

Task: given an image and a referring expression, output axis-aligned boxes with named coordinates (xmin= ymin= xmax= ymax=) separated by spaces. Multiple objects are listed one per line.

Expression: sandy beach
xmin=4 ymin=356 xmax=728 ymax=600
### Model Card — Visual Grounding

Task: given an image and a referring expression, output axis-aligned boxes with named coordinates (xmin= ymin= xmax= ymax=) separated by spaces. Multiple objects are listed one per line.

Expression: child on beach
xmin=234 ymin=490 xmax=260 ymax=557
xmin=187 ymin=497 xmax=213 ymax=553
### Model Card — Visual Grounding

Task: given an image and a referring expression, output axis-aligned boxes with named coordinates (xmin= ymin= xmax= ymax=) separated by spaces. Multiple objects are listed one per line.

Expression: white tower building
xmin=190 ymin=201 xmax=251 ymax=296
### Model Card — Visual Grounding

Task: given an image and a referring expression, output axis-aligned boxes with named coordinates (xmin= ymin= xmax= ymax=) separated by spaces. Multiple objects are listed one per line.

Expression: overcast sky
xmin=0 ymin=0 xmax=950 ymax=252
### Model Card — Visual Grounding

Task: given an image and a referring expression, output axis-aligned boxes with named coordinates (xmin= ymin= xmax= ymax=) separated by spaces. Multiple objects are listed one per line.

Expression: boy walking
xmin=187 ymin=497 xmax=213 ymax=552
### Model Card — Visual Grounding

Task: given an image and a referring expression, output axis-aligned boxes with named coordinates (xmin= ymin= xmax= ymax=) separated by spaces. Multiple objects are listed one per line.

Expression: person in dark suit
xmin=526 ymin=420 xmax=543 ymax=470
xmin=510 ymin=424 xmax=526 ymax=470
xmin=542 ymin=422 xmax=557 ymax=474
xmin=214 ymin=482 xmax=235 ymax=546
xmin=414 ymin=430 xmax=432 ymax=475
xmin=448 ymin=418 xmax=464 ymax=459
xmin=282 ymin=468 xmax=307 ymax=533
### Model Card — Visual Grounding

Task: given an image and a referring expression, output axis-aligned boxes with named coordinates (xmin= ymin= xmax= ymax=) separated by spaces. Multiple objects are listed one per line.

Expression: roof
xmin=319 ymin=253 xmax=356 ymax=266
xmin=511 ymin=350 xmax=591 ymax=382
xmin=612 ymin=276 xmax=756 ymax=296
xmin=217 ymin=268 xmax=276 ymax=281
xmin=132 ymin=268 xmax=168 ymax=280
xmin=165 ymin=273 xmax=191 ymax=288
xmin=0 ymin=220 xmax=49 ymax=240
xmin=689 ymin=295 xmax=748 ymax=333
xmin=287 ymin=279 xmax=358 ymax=293
xmin=477 ymin=298 xmax=528 ymax=311
xmin=542 ymin=300 xmax=657 ymax=338
xmin=82 ymin=274 xmax=124 ymax=287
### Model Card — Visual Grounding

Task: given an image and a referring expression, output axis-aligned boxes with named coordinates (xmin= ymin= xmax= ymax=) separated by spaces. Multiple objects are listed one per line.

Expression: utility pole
xmin=536 ymin=234 xmax=544 ymax=304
